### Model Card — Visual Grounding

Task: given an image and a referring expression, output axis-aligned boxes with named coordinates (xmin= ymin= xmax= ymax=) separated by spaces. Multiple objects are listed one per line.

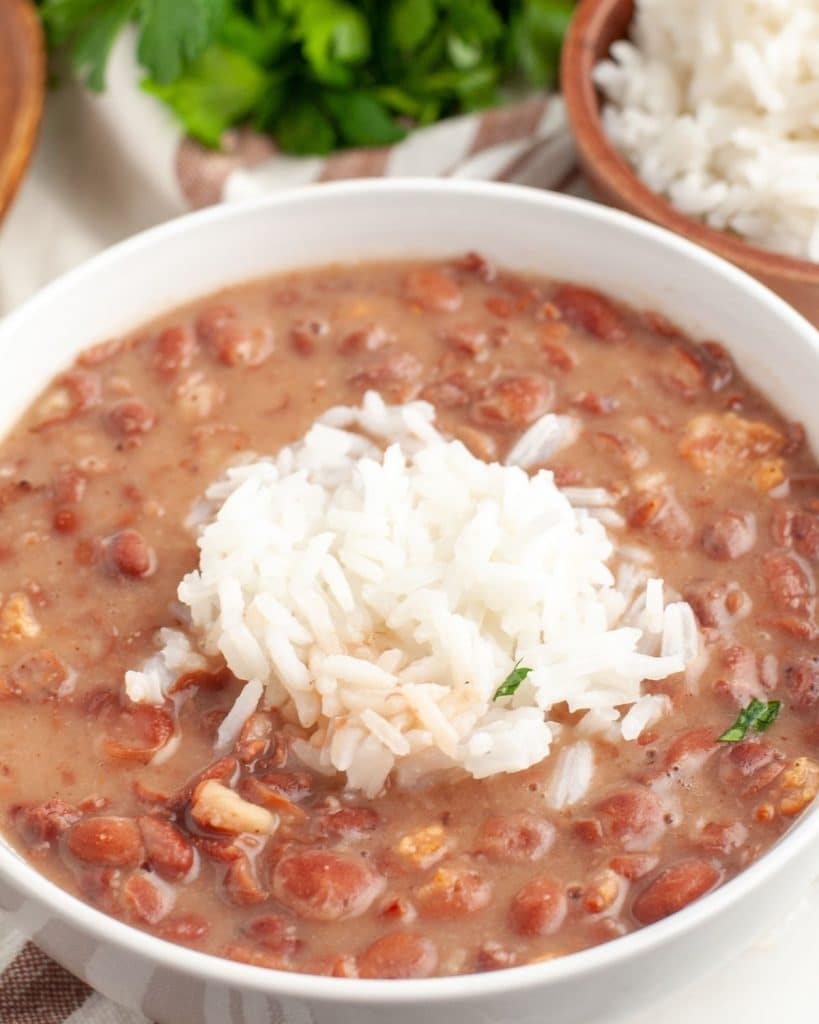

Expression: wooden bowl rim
xmin=0 ymin=0 xmax=46 ymax=222
xmin=561 ymin=0 xmax=819 ymax=286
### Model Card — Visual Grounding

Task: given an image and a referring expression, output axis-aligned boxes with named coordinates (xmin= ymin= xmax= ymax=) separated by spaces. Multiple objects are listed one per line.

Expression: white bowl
xmin=1 ymin=180 xmax=818 ymax=1024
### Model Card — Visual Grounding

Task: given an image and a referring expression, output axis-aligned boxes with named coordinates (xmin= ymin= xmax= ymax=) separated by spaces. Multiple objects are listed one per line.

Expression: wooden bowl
xmin=0 ymin=0 xmax=45 ymax=224
xmin=561 ymin=0 xmax=819 ymax=327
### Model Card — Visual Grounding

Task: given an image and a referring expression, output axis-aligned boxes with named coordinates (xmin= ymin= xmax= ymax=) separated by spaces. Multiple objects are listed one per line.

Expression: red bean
xmin=628 ymin=490 xmax=694 ymax=549
xmin=454 ymin=251 xmax=496 ymax=282
xmin=444 ymin=324 xmax=488 ymax=358
xmin=244 ymin=914 xmax=299 ymax=956
xmin=683 ymin=579 xmax=750 ymax=629
xmin=315 ymin=806 xmax=379 ymax=841
xmin=224 ymin=854 xmax=268 ymax=906
xmin=357 ymin=932 xmax=438 ymax=979
xmin=66 ymin=816 xmax=144 ymax=868
xmin=138 ymin=815 xmax=194 ymax=882
xmin=595 ymin=786 xmax=666 ymax=851
xmin=212 ymin=323 xmax=275 ymax=368
xmin=107 ymin=399 xmax=156 ymax=437
xmin=122 ymin=871 xmax=170 ymax=924
xmin=763 ymin=553 xmax=814 ymax=615
xmin=104 ymin=705 xmax=174 ymax=764
xmin=720 ymin=740 xmax=785 ymax=795
xmin=784 ymin=655 xmax=819 ymax=712
xmin=271 ymin=850 xmax=384 ymax=921
xmin=156 ymin=913 xmax=210 ymax=945
xmin=52 ymin=466 xmax=86 ymax=505
xmin=338 ymin=325 xmax=388 ymax=355
xmin=713 ymin=644 xmax=765 ymax=706
xmin=609 ymin=853 xmax=658 ymax=881
xmin=702 ymin=511 xmax=756 ymax=560
xmin=553 ymin=284 xmax=627 ymax=342
xmin=13 ymin=799 xmax=82 ymax=849
xmin=403 ymin=268 xmax=463 ymax=312
xmin=658 ymin=345 xmax=707 ymax=399
xmin=471 ymin=374 xmax=554 ymax=429
xmin=420 ymin=373 xmax=472 ymax=408
xmin=509 ymin=876 xmax=567 ymax=937
xmin=105 ymin=529 xmax=156 ymax=578
xmin=793 ymin=511 xmax=819 ymax=561
xmin=696 ymin=821 xmax=749 ymax=855
xmin=350 ymin=351 xmax=422 ymax=390
xmin=153 ymin=325 xmax=197 ymax=375
xmin=7 ymin=650 xmax=70 ymax=700
xmin=476 ymin=942 xmax=518 ymax=971
xmin=416 ymin=866 xmax=492 ymax=919
xmin=664 ymin=728 xmax=718 ymax=778
xmin=195 ymin=303 xmax=236 ymax=344
xmin=632 ymin=859 xmax=720 ymax=924
xmin=475 ymin=813 xmax=555 ymax=863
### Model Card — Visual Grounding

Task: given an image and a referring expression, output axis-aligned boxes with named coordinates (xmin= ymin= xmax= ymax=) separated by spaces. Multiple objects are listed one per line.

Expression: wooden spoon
xmin=0 ymin=0 xmax=45 ymax=224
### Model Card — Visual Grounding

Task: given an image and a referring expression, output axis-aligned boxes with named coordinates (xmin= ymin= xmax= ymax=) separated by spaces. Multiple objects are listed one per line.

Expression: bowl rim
xmin=0 ymin=0 xmax=46 ymax=223
xmin=561 ymin=0 xmax=819 ymax=285
xmin=1 ymin=178 xmax=818 ymax=1006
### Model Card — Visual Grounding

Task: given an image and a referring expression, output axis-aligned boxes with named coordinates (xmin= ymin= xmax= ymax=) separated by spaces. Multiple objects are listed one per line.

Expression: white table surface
xmin=1 ymin=84 xmax=817 ymax=1024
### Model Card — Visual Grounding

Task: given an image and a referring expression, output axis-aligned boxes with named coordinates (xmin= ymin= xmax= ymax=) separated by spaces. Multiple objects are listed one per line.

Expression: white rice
xmin=125 ymin=392 xmax=698 ymax=796
xmin=594 ymin=0 xmax=819 ymax=260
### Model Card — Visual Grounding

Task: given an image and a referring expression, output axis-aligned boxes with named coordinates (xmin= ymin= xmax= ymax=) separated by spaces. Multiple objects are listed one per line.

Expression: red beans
xmin=51 ymin=466 xmax=86 ymax=505
xmin=475 ymin=813 xmax=555 ymax=863
xmin=350 ymin=351 xmax=422 ymax=390
xmin=196 ymin=303 xmax=275 ymax=367
xmin=157 ymin=913 xmax=210 ymax=945
xmin=271 ymin=850 xmax=384 ymax=921
xmin=793 ymin=511 xmax=819 ymax=561
xmin=138 ymin=815 xmax=194 ymax=882
xmin=244 ymin=914 xmax=299 ymax=956
xmin=702 ymin=511 xmax=756 ymax=560
xmin=444 ymin=324 xmax=488 ymax=358
xmin=403 ymin=268 xmax=463 ymax=313
xmin=471 ymin=374 xmax=554 ymax=429
xmin=595 ymin=786 xmax=666 ymax=851
xmin=696 ymin=821 xmax=749 ymax=855
xmin=784 ymin=654 xmax=819 ymax=712
xmin=212 ymin=324 xmax=275 ymax=368
xmin=66 ymin=816 xmax=144 ymax=868
xmin=357 ymin=932 xmax=438 ymax=979
xmin=632 ymin=860 xmax=720 ymax=925
xmin=509 ymin=876 xmax=567 ymax=937
xmin=416 ymin=866 xmax=491 ymax=919
xmin=13 ymin=799 xmax=82 ymax=850
xmin=628 ymin=490 xmax=694 ymax=549
xmin=153 ymin=325 xmax=197 ymax=375
xmin=553 ymin=284 xmax=627 ymax=342
xmin=105 ymin=529 xmax=156 ymax=578
xmin=7 ymin=649 xmax=70 ymax=700
xmin=720 ymin=740 xmax=785 ymax=795
xmin=315 ymin=806 xmax=379 ymax=842
xmin=763 ymin=553 xmax=814 ymax=615
xmin=122 ymin=871 xmax=170 ymax=924
xmin=664 ymin=728 xmax=718 ymax=776
xmin=224 ymin=854 xmax=268 ymax=906
xmin=107 ymin=399 xmax=157 ymax=436
xmin=683 ymin=579 xmax=750 ymax=629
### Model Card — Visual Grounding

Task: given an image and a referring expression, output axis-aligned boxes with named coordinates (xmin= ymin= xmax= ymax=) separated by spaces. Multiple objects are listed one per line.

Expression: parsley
xmin=493 ymin=660 xmax=533 ymax=701
xmin=37 ymin=0 xmax=574 ymax=154
xmin=717 ymin=699 xmax=782 ymax=743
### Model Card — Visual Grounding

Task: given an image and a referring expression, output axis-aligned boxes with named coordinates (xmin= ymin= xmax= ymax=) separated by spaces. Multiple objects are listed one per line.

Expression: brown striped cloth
xmin=0 ymin=91 xmax=588 ymax=1023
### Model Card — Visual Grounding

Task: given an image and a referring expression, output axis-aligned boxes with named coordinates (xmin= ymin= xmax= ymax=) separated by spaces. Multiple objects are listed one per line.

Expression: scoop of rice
xmin=125 ymin=391 xmax=698 ymax=796
xmin=594 ymin=0 xmax=819 ymax=261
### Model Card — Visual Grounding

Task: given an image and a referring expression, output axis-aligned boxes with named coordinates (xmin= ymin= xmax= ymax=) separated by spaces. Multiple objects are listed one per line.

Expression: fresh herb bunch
xmin=36 ymin=0 xmax=573 ymax=153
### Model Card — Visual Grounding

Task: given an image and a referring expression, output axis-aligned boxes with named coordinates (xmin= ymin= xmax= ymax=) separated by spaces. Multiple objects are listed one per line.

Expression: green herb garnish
xmin=493 ymin=660 xmax=533 ymax=701
xmin=36 ymin=0 xmax=574 ymax=154
xmin=717 ymin=699 xmax=782 ymax=743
